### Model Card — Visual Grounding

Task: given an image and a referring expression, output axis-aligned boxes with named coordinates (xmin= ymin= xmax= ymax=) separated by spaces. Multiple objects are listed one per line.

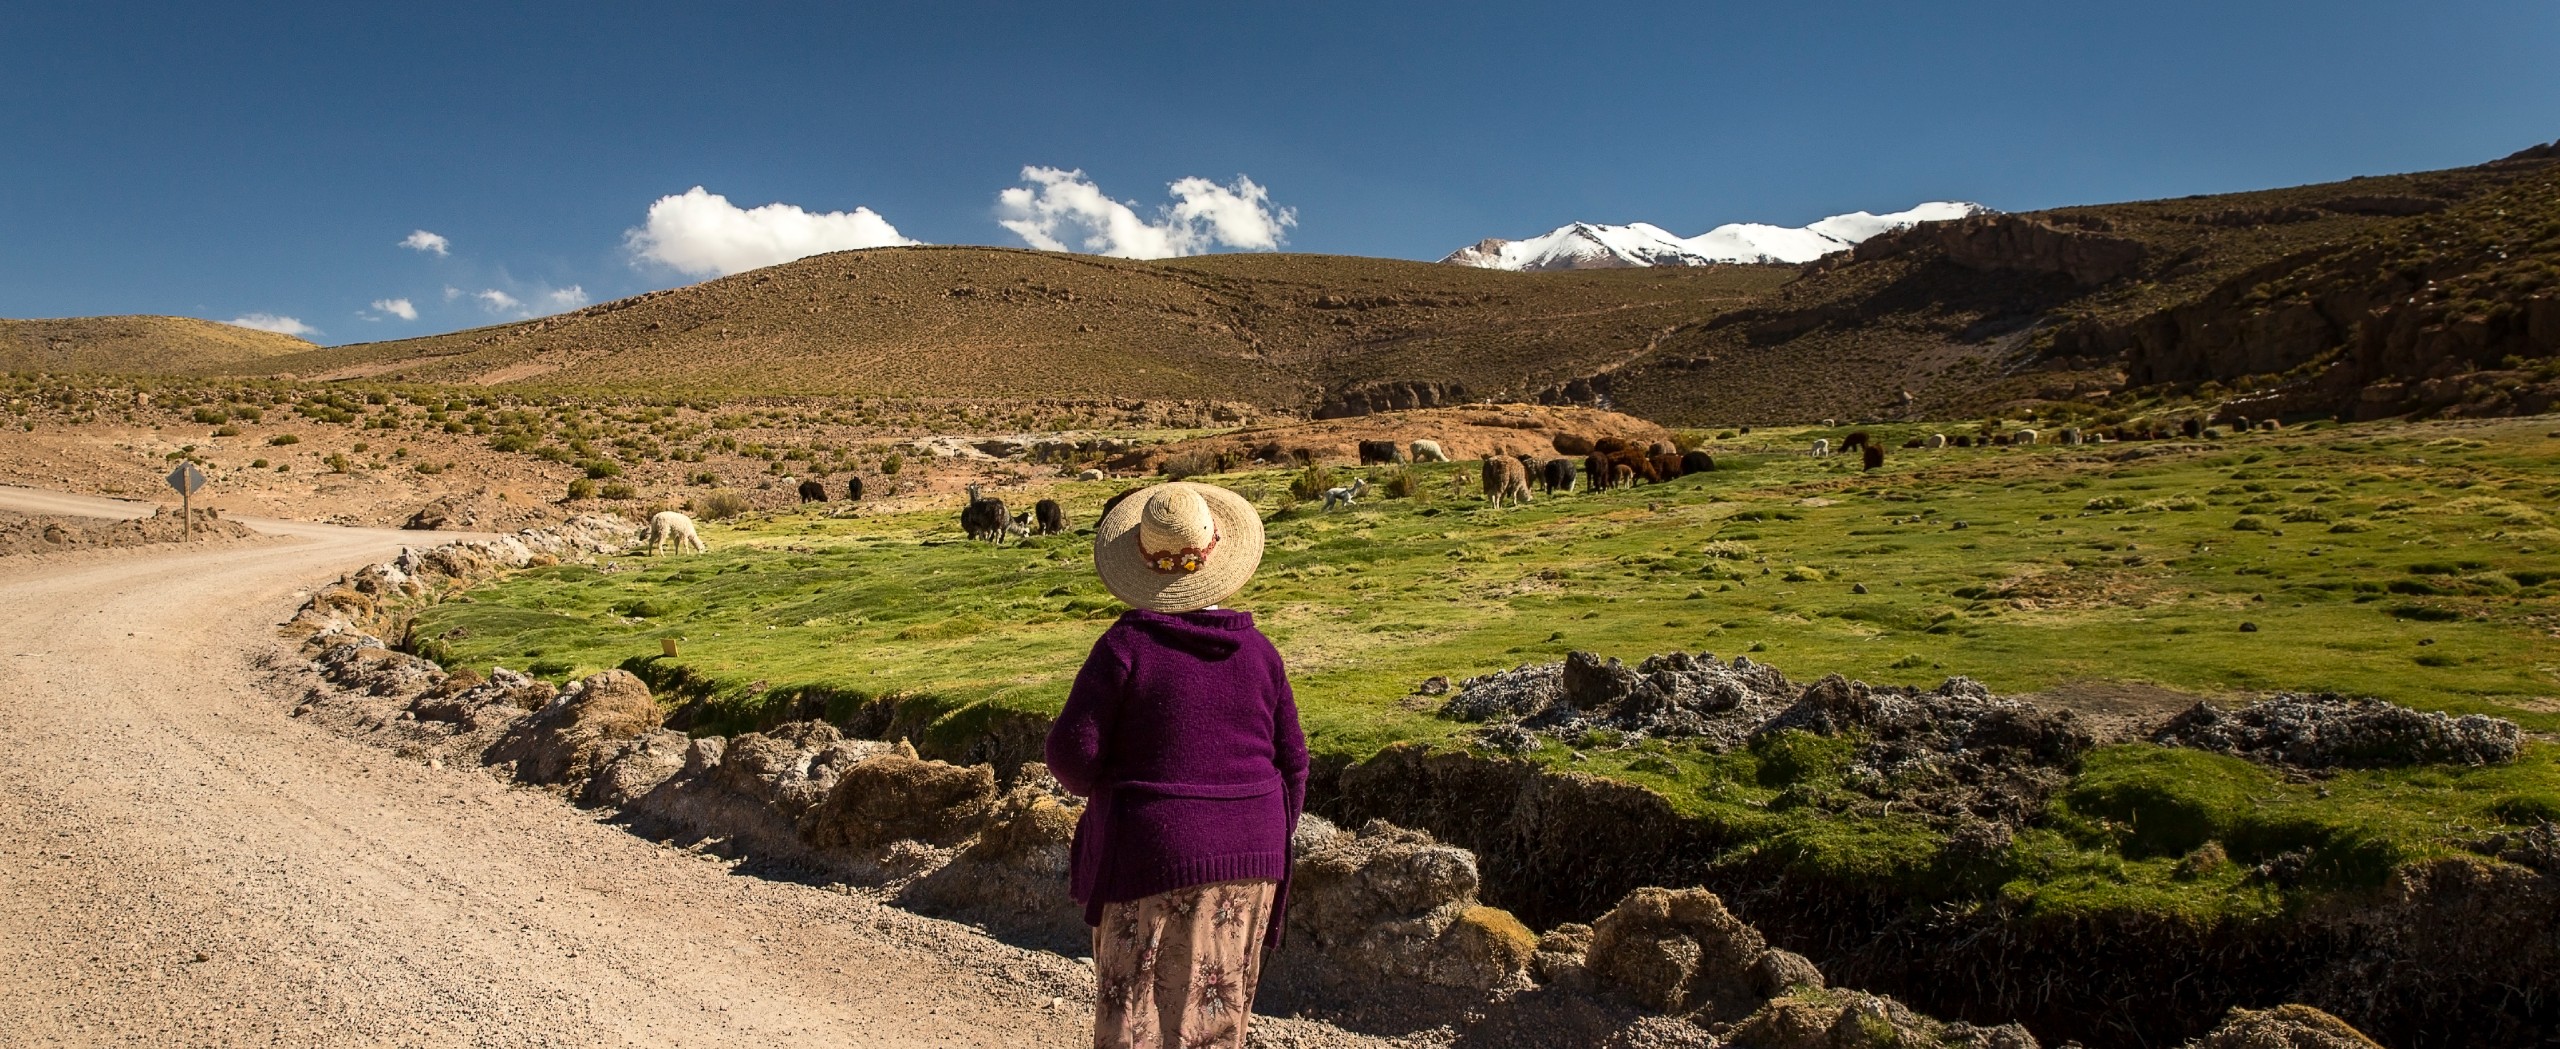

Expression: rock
xmin=902 ymin=764 xmax=1088 ymax=949
xmin=802 ymin=755 xmax=997 ymax=850
xmin=1751 ymin=948 xmax=1825 ymax=998
xmin=403 ymin=489 xmax=500 ymax=531
xmin=409 ymin=666 xmax=554 ymax=727
xmin=313 ymin=638 xmax=446 ymax=698
xmin=485 ymin=670 xmax=663 ymax=786
xmin=581 ymin=729 xmax=692 ymax=807
xmin=1285 ymin=819 xmax=1532 ymax=990
xmin=711 ymin=722 xmax=889 ymax=819
xmin=1532 ymin=922 xmax=1597 ymax=992
xmin=1586 ymin=886 xmax=1766 ymax=1018
xmin=2187 ymin=1004 xmax=2382 ymax=1049
xmin=1727 ymin=990 xmax=2037 ymax=1049
xmin=2154 ymin=693 xmax=2521 ymax=768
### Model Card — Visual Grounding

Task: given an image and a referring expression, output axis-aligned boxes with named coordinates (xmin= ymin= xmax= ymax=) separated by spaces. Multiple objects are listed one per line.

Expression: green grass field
xmin=411 ymin=414 xmax=2560 ymax=921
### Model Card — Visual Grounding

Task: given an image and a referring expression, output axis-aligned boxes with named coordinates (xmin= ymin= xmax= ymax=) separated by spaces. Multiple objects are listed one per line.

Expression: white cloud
xmin=995 ymin=167 xmax=1296 ymax=260
xmin=475 ymin=289 xmax=522 ymax=313
xmin=624 ymin=186 xmax=916 ymax=278
xmin=401 ymin=229 xmax=451 ymax=256
xmin=369 ymin=298 xmax=418 ymax=321
xmin=227 ymin=313 xmax=318 ymax=337
xmin=443 ymin=285 xmax=463 ymax=301
xmin=543 ymin=285 xmax=589 ymax=310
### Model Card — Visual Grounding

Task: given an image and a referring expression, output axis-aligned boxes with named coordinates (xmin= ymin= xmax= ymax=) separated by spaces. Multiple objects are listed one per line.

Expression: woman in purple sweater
xmin=1046 ymin=481 xmax=1308 ymax=1049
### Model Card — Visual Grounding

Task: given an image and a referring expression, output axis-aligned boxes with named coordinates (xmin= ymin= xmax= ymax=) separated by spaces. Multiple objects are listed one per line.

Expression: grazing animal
xmin=1542 ymin=457 xmax=1576 ymax=495
xmin=1651 ymin=452 xmax=1685 ymax=480
xmin=647 ymin=511 xmax=705 ymax=555
xmin=1612 ymin=463 xmax=1634 ymax=488
xmin=1843 ymin=431 xmax=1869 ymax=451
xmin=1681 ymin=451 xmax=1714 ymax=475
xmin=2182 ymin=417 xmax=2203 ymax=438
xmin=1077 ymin=467 xmax=1105 ymax=481
xmin=1954 ymin=435 xmax=1974 ymax=448
xmin=1005 ymin=511 xmax=1034 ymax=541
xmin=1821 ymin=418 xmax=1837 ymax=428
xmin=1098 ymin=488 xmax=1139 ymax=527
xmin=1862 ymin=444 xmax=1885 ymax=471
xmin=1583 ymin=453 xmax=1613 ymax=492
xmin=2257 ymin=419 xmax=2279 ymax=432
xmin=1034 ymin=498 xmax=1065 ymax=535
xmin=1649 ymin=441 xmax=1676 ymax=458
xmin=1993 ymin=434 xmax=2012 ymax=446
xmin=845 ymin=476 xmax=864 ymax=501
xmin=1902 ymin=437 xmax=1925 ymax=449
xmin=960 ymin=484 xmax=1010 ymax=543
xmin=1482 ymin=456 xmax=1534 ymax=508
xmin=1927 ymin=433 xmax=1946 ymax=449
xmin=1552 ymin=433 xmax=1596 ymax=456
xmin=1322 ymin=477 xmax=1370 ymax=511
xmin=1810 ymin=438 xmax=1832 ymax=457
xmin=1358 ymin=440 xmax=1404 ymax=466
xmin=1410 ymin=439 xmax=1450 ymax=463
xmin=2058 ymin=427 xmax=2082 ymax=446
xmin=2013 ymin=428 xmax=2039 ymax=446
xmin=797 ymin=479 xmax=827 ymax=503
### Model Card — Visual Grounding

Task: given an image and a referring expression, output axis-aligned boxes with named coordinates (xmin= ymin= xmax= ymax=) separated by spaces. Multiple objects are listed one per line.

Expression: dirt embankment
xmin=0 ymin=505 xmax=262 ymax=556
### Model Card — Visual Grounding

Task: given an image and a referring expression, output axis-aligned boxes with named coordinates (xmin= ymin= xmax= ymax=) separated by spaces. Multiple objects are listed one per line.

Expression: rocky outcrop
xmin=1278 ymin=816 xmax=1537 ymax=992
xmin=803 ymin=754 xmax=999 ymax=850
xmin=1853 ymin=213 xmax=2145 ymax=287
xmin=486 ymin=669 xmax=664 ymax=786
xmin=2185 ymin=1004 xmax=2382 ymax=1049
xmin=2154 ymin=694 xmax=2521 ymax=768
xmin=1725 ymin=990 xmax=2042 ymax=1049
xmin=1585 ymin=887 xmax=1773 ymax=1018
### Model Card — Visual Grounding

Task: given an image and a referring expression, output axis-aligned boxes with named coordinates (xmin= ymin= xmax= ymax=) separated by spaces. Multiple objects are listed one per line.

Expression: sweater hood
xmin=1118 ymin=607 xmax=1253 ymax=659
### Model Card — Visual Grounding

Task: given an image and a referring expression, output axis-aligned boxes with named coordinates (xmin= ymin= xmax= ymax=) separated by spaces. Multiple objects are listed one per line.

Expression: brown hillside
xmin=246 ymin=248 xmax=1786 ymax=412
xmin=1 ymin=316 xmax=317 ymax=375
xmin=1562 ymin=138 xmax=2560 ymax=425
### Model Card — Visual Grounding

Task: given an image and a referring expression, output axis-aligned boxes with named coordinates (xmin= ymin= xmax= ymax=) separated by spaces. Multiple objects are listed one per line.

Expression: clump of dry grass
xmin=693 ymin=490 xmax=752 ymax=520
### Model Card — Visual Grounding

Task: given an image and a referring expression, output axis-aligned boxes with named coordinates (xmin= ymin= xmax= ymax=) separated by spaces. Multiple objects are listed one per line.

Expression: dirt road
xmin=0 ymin=487 xmax=1150 ymax=1047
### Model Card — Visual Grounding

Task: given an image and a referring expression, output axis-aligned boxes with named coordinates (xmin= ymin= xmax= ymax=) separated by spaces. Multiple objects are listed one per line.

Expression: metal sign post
xmin=166 ymin=463 xmax=208 ymax=541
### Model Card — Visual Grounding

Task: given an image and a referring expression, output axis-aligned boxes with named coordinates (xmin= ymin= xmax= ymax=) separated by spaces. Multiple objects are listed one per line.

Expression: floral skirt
xmin=1091 ymin=878 xmax=1278 ymax=1049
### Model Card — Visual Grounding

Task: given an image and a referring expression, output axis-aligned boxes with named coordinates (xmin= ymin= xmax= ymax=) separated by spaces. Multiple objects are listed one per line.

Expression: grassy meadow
xmin=412 ymin=413 xmax=2560 ymax=920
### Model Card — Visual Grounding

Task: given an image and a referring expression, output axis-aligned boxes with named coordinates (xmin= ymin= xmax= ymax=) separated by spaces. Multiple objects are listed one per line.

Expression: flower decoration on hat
xmin=1141 ymin=528 xmax=1219 ymax=574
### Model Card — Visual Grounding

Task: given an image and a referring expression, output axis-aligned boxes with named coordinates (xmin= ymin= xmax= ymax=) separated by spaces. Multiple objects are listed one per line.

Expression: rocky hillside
xmin=237 ymin=249 xmax=1787 ymax=416
xmin=1552 ymin=138 xmax=2560 ymax=425
xmin=0 ymin=315 xmax=318 ymax=375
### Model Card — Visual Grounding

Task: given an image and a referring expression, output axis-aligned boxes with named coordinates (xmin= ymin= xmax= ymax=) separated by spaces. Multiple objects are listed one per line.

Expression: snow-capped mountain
xmin=1442 ymin=202 xmax=1989 ymax=271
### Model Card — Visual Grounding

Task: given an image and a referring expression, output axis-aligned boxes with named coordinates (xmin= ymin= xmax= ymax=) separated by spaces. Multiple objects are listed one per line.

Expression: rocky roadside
xmin=266 ymin=522 xmax=2393 ymax=1049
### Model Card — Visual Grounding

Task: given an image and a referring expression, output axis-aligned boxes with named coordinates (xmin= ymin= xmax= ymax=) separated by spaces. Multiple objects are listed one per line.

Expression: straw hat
xmin=1093 ymin=482 xmax=1266 ymax=613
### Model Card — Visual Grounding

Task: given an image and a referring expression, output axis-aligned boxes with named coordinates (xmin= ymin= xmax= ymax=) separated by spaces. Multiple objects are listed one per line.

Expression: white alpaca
xmin=648 ymin=511 xmax=705 ymax=555
xmin=1077 ymin=468 xmax=1105 ymax=481
xmin=1409 ymin=439 xmax=1450 ymax=463
xmin=2013 ymin=428 xmax=2039 ymax=446
xmin=1005 ymin=511 xmax=1034 ymax=541
xmin=1810 ymin=438 xmax=1832 ymax=457
xmin=1927 ymin=433 xmax=1947 ymax=449
xmin=1322 ymin=477 xmax=1370 ymax=511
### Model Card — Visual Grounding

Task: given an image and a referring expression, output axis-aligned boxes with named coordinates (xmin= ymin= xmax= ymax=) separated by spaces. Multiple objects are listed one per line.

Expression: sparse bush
xmin=881 ymin=453 xmax=904 ymax=476
xmin=600 ymin=482 xmax=638 ymax=500
xmin=249 ymin=458 xmax=268 ymax=469
xmin=581 ymin=459 xmax=622 ymax=479
xmin=213 ymin=424 xmax=240 ymax=437
xmin=1378 ymin=464 xmax=1424 ymax=500
xmin=689 ymin=471 xmax=719 ymax=486
xmin=694 ymin=490 xmax=752 ymax=520
xmin=413 ymin=462 xmax=444 ymax=475
xmin=566 ymin=478 xmax=596 ymax=500
xmin=191 ymin=407 xmax=228 ymax=424
xmin=323 ymin=452 xmax=352 ymax=474
xmin=1160 ymin=449 xmax=1219 ymax=480
xmin=1288 ymin=462 xmax=1339 ymax=503
xmin=268 ymin=433 xmax=299 ymax=446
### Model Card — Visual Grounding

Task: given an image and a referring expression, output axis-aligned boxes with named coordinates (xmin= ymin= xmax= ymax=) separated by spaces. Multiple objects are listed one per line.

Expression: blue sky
xmin=2 ymin=1 xmax=2553 ymax=344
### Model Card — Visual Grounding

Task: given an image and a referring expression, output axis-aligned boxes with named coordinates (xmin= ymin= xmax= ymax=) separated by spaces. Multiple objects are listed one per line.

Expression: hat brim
xmin=1093 ymin=482 xmax=1266 ymax=613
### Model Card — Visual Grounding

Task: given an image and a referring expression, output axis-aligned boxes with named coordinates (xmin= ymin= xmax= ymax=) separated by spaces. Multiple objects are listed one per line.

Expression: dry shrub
xmin=1288 ymin=462 xmax=1340 ymax=503
xmin=566 ymin=669 xmax=662 ymax=742
xmin=693 ymin=490 xmax=752 ymax=520
xmin=1377 ymin=464 xmax=1425 ymax=500
xmin=1161 ymin=449 xmax=1220 ymax=480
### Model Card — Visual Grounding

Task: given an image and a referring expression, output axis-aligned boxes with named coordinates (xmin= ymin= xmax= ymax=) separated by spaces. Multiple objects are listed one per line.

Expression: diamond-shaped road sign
xmin=166 ymin=462 xmax=207 ymax=496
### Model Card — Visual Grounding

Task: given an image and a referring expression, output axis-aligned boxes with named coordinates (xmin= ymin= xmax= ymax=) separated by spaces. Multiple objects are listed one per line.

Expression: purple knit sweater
xmin=1045 ymin=608 xmax=1309 ymax=949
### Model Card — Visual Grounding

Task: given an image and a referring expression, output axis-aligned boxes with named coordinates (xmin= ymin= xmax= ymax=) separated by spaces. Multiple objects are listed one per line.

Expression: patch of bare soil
xmin=0 ymin=506 xmax=262 ymax=556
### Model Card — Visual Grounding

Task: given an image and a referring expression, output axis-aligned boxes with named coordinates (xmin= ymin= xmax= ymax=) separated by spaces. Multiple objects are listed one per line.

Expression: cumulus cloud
xmin=624 ymin=186 xmax=916 ymax=278
xmin=400 ymin=229 xmax=451 ymax=256
xmin=369 ymin=298 xmax=418 ymax=321
xmin=443 ymin=285 xmax=463 ymax=301
xmin=995 ymin=167 xmax=1295 ymax=259
xmin=543 ymin=285 xmax=589 ymax=310
xmin=227 ymin=313 xmax=317 ymax=337
xmin=475 ymin=289 xmax=521 ymax=313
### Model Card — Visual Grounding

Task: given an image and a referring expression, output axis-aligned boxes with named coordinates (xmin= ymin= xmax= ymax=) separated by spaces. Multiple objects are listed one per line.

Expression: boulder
xmin=802 ymin=754 xmax=997 ymax=850
xmin=1727 ymin=990 xmax=2038 ymax=1049
xmin=1586 ymin=886 xmax=1766 ymax=1017
xmin=409 ymin=666 xmax=554 ymax=727
xmin=581 ymin=729 xmax=692 ymax=808
xmin=2153 ymin=693 xmax=2520 ymax=768
xmin=2187 ymin=1004 xmax=2381 ymax=1049
xmin=901 ymin=764 xmax=1087 ymax=950
xmin=1284 ymin=818 xmax=1534 ymax=990
xmin=711 ymin=722 xmax=890 ymax=819
xmin=313 ymin=638 xmax=446 ymax=699
xmin=486 ymin=669 xmax=663 ymax=786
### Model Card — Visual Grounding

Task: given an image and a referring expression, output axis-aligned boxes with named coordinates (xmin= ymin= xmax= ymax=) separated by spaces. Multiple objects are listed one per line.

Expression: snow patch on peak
xmin=1443 ymin=202 xmax=1990 ymax=271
